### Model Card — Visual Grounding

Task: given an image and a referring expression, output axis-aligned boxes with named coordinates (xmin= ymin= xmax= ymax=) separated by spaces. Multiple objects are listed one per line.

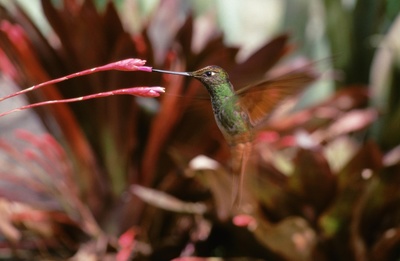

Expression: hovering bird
xmin=152 ymin=64 xmax=317 ymax=207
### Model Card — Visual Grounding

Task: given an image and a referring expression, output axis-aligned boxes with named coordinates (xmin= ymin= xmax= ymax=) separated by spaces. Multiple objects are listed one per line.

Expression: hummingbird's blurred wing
xmin=235 ymin=68 xmax=318 ymax=128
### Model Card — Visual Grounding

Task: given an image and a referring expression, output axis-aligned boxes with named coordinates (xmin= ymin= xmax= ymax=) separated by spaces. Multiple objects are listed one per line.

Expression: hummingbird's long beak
xmin=152 ymin=68 xmax=191 ymax=76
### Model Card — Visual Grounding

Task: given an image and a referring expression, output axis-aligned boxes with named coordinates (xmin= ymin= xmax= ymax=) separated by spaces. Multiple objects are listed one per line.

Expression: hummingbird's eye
xmin=205 ymin=71 xmax=215 ymax=77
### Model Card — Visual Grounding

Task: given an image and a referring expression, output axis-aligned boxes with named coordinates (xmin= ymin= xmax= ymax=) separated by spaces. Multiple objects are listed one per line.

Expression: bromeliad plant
xmin=0 ymin=0 xmax=400 ymax=261
xmin=0 ymin=1 xmax=300 ymax=259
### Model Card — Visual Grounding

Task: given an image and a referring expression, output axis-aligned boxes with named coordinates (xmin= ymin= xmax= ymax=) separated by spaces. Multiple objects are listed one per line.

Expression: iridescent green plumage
xmin=153 ymin=65 xmax=316 ymax=207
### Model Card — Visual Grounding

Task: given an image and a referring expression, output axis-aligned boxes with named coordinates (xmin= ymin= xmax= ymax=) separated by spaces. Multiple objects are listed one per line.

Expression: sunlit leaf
xmin=131 ymin=185 xmax=207 ymax=214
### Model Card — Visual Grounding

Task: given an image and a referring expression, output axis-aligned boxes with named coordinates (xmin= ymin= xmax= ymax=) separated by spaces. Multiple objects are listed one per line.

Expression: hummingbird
xmin=152 ymin=64 xmax=316 ymax=207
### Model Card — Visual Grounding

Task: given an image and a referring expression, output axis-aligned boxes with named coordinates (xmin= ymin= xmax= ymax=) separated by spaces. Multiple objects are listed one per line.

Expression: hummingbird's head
xmin=152 ymin=65 xmax=231 ymax=92
xmin=190 ymin=66 xmax=230 ymax=87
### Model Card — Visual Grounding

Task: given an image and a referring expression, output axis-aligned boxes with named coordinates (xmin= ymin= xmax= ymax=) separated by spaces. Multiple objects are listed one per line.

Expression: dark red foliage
xmin=0 ymin=1 xmax=399 ymax=260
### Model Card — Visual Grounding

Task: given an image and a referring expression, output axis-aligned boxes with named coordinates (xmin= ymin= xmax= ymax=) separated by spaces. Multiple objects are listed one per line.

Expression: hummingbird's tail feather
xmin=231 ymin=142 xmax=252 ymax=209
